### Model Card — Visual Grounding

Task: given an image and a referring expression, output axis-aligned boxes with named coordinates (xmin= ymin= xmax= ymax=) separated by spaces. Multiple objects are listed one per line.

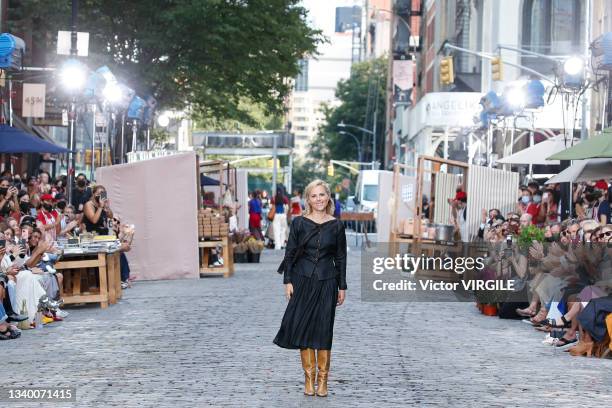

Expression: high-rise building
xmin=287 ymin=0 xmax=358 ymax=157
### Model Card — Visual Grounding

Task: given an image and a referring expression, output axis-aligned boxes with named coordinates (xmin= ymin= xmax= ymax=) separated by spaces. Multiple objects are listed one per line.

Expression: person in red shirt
xmin=36 ymin=194 xmax=60 ymax=241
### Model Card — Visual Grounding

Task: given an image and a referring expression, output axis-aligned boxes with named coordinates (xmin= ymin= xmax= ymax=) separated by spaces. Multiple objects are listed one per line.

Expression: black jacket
xmin=282 ymin=216 xmax=347 ymax=290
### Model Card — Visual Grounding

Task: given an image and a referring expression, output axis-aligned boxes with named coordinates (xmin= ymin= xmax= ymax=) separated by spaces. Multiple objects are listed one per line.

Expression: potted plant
xmin=233 ymin=242 xmax=248 ymax=263
xmin=246 ymin=238 xmax=264 ymax=263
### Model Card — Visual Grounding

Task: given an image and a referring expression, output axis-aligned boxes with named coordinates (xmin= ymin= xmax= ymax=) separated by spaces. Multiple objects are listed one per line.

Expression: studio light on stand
xmin=60 ymin=59 xmax=87 ymax=93
xmin=561 ymin=56 xmax=585 ymax=89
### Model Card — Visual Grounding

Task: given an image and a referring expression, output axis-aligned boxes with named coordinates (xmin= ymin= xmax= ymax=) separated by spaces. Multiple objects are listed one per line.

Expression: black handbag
xmin=277 ymin=218 xmax=321 ymax=275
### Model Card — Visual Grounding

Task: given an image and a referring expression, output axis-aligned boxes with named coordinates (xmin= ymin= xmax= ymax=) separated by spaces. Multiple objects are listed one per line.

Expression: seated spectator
xmin=59 ymin=204 xmax=81 ymax=237
xmin=0 ymin=178 xmax=19 ymax=222
xmin=71 ymin=173 xmax=92 ymax=213
xmin=36 ymin=194 xmax=61 ymax=241
xmin=83 ymin=185 xmax=113 ymax=235
xmin=37 ymin=171 xmax=52 ymax=195
xmin=112 ymin=218 xmax=134 ymax=288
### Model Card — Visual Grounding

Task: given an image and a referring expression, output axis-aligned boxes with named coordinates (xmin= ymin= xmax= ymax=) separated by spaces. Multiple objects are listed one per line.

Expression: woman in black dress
xmin=273 ymin=179 xmax=347 ymax=397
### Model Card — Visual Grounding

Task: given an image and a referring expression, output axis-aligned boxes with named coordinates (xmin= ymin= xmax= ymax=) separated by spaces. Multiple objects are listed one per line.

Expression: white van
xmin=354 ymin=170 xmax=382 ymax=213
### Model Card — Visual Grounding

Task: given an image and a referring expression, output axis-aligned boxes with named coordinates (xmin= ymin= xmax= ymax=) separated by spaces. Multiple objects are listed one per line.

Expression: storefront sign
xmin=22 ymin=83 xmax=46 ymax=118
xmin=407 ymin=92 xmax=483 ymax=138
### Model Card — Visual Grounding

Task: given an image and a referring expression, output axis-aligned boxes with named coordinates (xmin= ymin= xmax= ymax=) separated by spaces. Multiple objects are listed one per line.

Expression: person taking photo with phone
xmin=83 ymin=185 xmax=113 ymax=235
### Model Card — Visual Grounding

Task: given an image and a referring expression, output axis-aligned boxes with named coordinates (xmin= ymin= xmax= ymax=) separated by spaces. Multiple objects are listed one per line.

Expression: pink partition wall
xmin=96 ymin=152 xmax=199 ymax=280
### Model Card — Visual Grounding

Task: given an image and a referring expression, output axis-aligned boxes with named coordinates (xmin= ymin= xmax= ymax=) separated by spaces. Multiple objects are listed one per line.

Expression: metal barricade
xmin=340 ymin=212 xmax=375 ymax=248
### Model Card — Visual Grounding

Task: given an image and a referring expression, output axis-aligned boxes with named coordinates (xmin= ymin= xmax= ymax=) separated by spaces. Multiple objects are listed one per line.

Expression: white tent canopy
xmin=497 ymin=136 xmax=577 ymax=165
xmin=545 ymin=159 xmax=612 ymax=184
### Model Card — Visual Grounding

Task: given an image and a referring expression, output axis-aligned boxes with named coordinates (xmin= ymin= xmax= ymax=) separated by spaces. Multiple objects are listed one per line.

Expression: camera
xmin=503 ymin=235 xmax=513 ymax=258
xmin=99 ymin=191 xmax=107 ymax=200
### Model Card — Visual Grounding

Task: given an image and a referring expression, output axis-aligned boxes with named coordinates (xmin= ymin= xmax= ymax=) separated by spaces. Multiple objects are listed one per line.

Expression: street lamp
xmin=338 ymin=121 xmax=376 ymax=169
xmin=338 ymin=130 xmax=362 ymax=162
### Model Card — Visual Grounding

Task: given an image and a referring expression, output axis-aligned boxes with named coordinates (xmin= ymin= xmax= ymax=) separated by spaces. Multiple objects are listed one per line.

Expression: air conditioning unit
xmin=0 ymin=33 xmax=25 ymax=70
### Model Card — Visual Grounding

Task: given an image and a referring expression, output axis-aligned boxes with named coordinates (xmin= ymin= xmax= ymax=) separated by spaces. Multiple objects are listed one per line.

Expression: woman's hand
xmin=337 ymin=289 xmax=346 ymax=306
xmin=284 ymin=283 xmax=293 ymax=301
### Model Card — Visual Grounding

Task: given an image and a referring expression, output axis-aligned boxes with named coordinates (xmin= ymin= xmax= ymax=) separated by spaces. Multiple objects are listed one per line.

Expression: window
xmin=363 ymin=185 xmax=379 ymax=202
xmin=296 ymin=126 xmax=308 ymax=131
xmin=294 ymin=59 xmax=309 ymax=92
xmin=521 ymin=0 xmax=582 ymax=74
xmin=522 ymin=0 xmax=582 ymax=55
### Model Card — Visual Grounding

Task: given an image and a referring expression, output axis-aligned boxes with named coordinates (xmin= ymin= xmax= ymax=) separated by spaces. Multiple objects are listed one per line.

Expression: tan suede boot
xmin=300 ymin=348 xmax=316 ymax=396
xmin=316 ymin=349 xmax=330 ymax=397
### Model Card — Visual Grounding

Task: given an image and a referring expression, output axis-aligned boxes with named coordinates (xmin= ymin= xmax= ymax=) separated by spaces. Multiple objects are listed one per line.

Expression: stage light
xmin=103 ymin=82 xmax=123 ymax=103
xmin=505 ymin=86 xmax=525 ymax=109
xmin=157 ymin=113 xmax=170 ymax=127
xmin=60 ymin=59 xmax=87 ymax=92
xmin=563 ymin=57 xmax=584 ymax=76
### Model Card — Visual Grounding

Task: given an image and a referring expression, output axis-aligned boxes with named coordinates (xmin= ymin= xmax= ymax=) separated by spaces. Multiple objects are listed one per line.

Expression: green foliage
xmin=195 ymin=99 xmax=283 ymax=132
xmin=517 ymin=225 xmax=545 ymax=250
xmin=10 ymin=0 xmax=323 ymax=124
xmin=291 ymin=158 xmax=325 ymax=193
xmin=309 ymin=58 xmax=387 ymax=164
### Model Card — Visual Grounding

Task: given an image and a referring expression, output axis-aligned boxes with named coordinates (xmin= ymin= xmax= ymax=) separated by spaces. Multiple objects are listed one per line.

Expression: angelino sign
xmin=408 ymin=92 xmax=482 ymax=138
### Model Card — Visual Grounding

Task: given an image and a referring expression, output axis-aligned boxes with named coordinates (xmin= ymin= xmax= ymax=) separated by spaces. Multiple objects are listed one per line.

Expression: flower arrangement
xmin=517 ymin=224 xmax=545 ymax=251
xmin=246 ymin=237 xmax=264 ymax=254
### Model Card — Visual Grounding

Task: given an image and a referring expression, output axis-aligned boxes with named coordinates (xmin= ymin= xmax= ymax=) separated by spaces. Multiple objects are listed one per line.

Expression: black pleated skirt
xmin=273 ymin=273 xmax=338 ymax=350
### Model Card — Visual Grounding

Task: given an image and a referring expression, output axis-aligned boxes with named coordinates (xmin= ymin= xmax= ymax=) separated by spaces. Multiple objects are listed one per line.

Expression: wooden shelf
xmin=198 ymin=236 xmax=234 ymax=278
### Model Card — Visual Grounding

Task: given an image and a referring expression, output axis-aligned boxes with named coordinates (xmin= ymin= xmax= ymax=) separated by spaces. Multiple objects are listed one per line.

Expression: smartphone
xmin=99 ymin=191 xmax=107 ymax=200
xmin=20 ymin=239 xmax=27 ymax=247
xmin=0 ymin=239 xmax=5 ymax=248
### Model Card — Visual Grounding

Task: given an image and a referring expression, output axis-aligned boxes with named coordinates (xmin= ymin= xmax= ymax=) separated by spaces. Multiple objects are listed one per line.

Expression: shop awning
xmin=545 ymin=159 xmax=612 ymax=184
xmin=547 ymin=130 xmax=612 ymax=160
xmin=497 ymin=136 xmax=576 ymax=165
xmin=200 ymin=174 xmax=221 ymax=186
xmin=0 ymin=124 xmax=68 ymax=153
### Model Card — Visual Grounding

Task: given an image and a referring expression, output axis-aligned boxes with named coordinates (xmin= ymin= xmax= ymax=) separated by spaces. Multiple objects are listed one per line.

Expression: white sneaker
xmin=218 ymin=257 xmax=224 ymax=265
xmin=56 ymin=309 xmax=69 ymax=318
xmin=542 ymin=334 xmax=555 ymax=345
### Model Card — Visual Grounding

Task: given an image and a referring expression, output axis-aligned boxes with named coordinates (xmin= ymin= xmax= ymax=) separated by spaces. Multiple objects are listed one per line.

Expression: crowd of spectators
xmin=0 ymin=171 xmax=134 ymax=341
xmin=477 ymin=178 xmax=612 ymax=357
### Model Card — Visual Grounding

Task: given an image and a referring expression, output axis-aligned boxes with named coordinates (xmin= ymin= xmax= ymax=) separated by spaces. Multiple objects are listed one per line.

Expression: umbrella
xmin=497 ymin=136 xmax=576 ymax=165
xmin=0 ymin=124 xmax=68 ymax=153
xmin=545 ymin=159 xmax=612 ymax=184
xmin=577 ymin=285 xmax=607 ymax=302
xmin=547 ymin=130 xmax=612 ymax=160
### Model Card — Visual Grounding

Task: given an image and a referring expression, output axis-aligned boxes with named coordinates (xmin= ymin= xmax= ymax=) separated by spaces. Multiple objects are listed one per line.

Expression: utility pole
xmin=66 ymin=0 xmax=78 ymax=203
xmin=384 ymin=0 xmax=395 ymax=169
xmin=272 ymin=133 xmax=278 ymax=195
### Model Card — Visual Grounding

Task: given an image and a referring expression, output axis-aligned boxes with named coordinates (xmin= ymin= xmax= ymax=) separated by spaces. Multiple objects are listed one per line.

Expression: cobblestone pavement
xmin=5 ymin=246 xmax=612 ymax=408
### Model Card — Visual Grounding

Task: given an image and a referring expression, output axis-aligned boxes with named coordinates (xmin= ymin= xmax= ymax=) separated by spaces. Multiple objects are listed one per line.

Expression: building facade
xmin=393 ymin=0 xmax=609 ymax=171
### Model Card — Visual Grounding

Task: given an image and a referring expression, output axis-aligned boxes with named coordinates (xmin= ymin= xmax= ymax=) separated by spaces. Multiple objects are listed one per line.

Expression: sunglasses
xmin=598 ymin=231 xmax=612 ymax=238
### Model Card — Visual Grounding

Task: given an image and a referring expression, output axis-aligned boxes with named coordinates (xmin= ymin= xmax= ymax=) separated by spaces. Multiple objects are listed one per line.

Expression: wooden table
xmin=56 ymin=251 xmax=122 ymax=308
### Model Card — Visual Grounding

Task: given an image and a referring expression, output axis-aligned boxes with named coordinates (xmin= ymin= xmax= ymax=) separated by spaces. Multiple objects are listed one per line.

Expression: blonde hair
xmin=303 ymin=179 xmax=334 ymax=216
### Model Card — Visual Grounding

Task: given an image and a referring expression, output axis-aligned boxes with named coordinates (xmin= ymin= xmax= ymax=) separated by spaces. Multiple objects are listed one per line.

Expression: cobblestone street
xmin=6 ymin=246 xmax=612 ymax=407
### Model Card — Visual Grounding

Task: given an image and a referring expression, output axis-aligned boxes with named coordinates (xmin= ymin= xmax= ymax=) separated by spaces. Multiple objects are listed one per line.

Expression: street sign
xmin=57 ymin=31 xmax=89 ymax=56
xmin=22 ymin=83 xmax=46 ymax=118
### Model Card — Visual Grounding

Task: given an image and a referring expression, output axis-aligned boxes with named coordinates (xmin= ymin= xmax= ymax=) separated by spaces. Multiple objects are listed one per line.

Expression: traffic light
xmin=327 ymin=163 xmax=334 ymax=177
xmin=491 ymin=56 xmax=504 ymax=81
xmin=439 ymin=56 xmax=454 ymax=85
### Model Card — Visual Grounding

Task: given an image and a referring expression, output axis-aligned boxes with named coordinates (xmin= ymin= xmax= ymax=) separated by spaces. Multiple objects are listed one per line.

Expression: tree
xmin=8 ymin=0 xmax=323 ymax=124
xmin=309 ymin=58 xmax=387 ymax=165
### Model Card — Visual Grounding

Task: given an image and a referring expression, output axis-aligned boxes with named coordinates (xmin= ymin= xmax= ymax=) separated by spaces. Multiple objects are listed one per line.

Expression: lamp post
xmin=338 ymin=122 xmax=376 ymax=169
xmin=65 ymin=0 xmax=79 ymax=204
xmin=338 ymin=130 xmax=362 ymax=162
